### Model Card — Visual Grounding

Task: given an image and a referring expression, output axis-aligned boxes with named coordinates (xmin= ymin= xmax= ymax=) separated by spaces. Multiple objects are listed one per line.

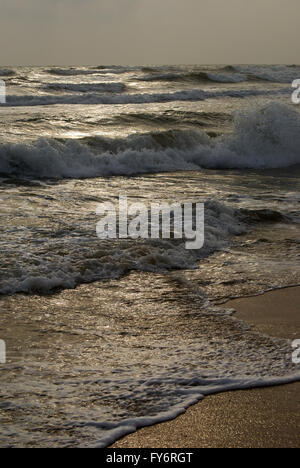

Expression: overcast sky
xmin=0 ymin=0 xmax=299 ymax=65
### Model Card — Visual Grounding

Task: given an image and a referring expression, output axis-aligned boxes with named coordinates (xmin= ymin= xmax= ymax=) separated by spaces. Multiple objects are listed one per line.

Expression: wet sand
xmin=112 ymin=286 xmax=300 ymax=448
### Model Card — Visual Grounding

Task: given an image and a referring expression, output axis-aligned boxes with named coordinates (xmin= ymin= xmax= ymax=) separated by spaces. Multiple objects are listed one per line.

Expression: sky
xmin=0 ymin=0 xmax=299 ymax=65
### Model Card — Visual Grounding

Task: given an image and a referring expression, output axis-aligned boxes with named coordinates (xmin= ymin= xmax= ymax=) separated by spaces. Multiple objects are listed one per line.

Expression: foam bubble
xmin=0 ymin=200 xmax=245 ymax=295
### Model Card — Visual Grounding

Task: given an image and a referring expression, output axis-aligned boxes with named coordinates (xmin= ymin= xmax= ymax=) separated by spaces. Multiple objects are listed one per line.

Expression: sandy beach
xmin=112 ymin=286 xmax=300 ymax=448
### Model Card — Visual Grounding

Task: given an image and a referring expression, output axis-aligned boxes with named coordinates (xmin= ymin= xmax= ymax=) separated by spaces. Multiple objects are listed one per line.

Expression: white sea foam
xmin=0 ymin=200 xmax=246 ymax=295
xmin=91 ymin=373 xmax=300 ymax=448
xmin=0 ymin=103 xmax=299 ymax=180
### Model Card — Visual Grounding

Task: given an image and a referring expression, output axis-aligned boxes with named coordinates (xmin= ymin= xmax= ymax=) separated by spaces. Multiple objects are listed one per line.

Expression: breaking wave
xmin=0 ymin=200 xmax=247 ymax=295
xmin=0 ymin=103 xmax=299 ymax=180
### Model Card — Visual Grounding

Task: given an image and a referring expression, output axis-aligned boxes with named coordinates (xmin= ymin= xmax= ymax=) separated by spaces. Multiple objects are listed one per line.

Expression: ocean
xmin=0 ymin=64 xmax=300 ymax=447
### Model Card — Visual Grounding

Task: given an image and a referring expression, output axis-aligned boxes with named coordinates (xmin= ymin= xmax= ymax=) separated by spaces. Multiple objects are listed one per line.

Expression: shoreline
xmin=111 ymin=286 xmax=300 ymax=448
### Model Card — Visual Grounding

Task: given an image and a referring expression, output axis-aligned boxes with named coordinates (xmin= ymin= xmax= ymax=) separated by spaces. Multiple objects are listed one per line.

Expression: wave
xmin=115 ymin=110 xmax=232 ymax=128
xmin=231 ymin=65 xmax=300 ymax=83
xmin=0 ymin=69 xmax=15 ymax=76
xmin=0 ymin=103 xmax=299 ymax=180
xmin=138 ymin=71 xmax=248 ymax=84
xmin=45 ymin=68 xmax=103 ymax=76
xmin=95 ymin=65 xmax=139 ymax=73
xmin=204 ymin=72 xmax=247 ymax=83
xmin=42 ymin=82 xmax=126 ymax=93
xmin=1 ymin=86 xmax=289 ymax=107
xmin=43 ymin=65 xmax=300 ymax=82
xmin=240 ymin=208 xmax=290 ymax=223
xmin=137 ymin=65 xmax=300 ymax=84
xmin=0 ymin=200 xmax=247 ymax=295
xmin=46 ymin=66 xmax=136 ymax=76
xmin=136 ymin=72 xmax=186 ymax=82
xmin=0 ymin=196 xmax=297 ymax=296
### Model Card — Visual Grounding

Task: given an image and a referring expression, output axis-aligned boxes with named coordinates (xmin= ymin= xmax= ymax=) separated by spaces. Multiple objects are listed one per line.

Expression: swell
xmin=137 ymin=71 xmax=248 ymax=83
xmin=0 ymin=69 xmax=15 ymax=76
xmin=45 ymin=66 xmax=136 ymax=76
xmin=231 ymin=65 xmax=300 ymax=83
xmin=41 ymin=82 xmax=126 ymax=93
xmin=136 ymin=65 xmax=300 ymax=84
xmin=240 ymin=208 xmax=291 ymax=223
xmin=1 ymin=86 xmax=289 ymax=107
xmin=45 ymin=68 xmax=108 ymax=76
xmin=114 ymin=110 xmax=232 ymax=128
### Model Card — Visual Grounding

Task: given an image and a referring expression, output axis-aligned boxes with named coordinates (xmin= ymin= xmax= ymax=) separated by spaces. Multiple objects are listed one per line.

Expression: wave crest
xmin=0 ymin=103 xmax=299 ymax=179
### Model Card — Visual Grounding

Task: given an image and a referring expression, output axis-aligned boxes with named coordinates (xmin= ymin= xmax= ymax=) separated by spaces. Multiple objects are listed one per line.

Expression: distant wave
xmin=45 ymin=68 xmax=103 ymax=76
xmin=138 ymin=71 xmax=248 ymax=83
xmin=1 ymin=86 xmax=289 ymax=107
xmin=46 ymin=66 xmax=136 ymax=76
xmin=13 ymin=64 xmax=300 ymax=83
xmin=136 ymin=64 xmax=300 ymax=84
xmin=95 ymin=65 xmax=139 ymax=74
xmin=0 ymin=69 xmax=15 ymax=76
xmin=230 ymin=65 xmax=300 ymax=83
xmin=0 ymin=103 xmax=299 ymax=180
xmin=42 ymin=82 xmax=126 ymax=93
xmin=204 ymin=72 xmax=247 ymax=83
